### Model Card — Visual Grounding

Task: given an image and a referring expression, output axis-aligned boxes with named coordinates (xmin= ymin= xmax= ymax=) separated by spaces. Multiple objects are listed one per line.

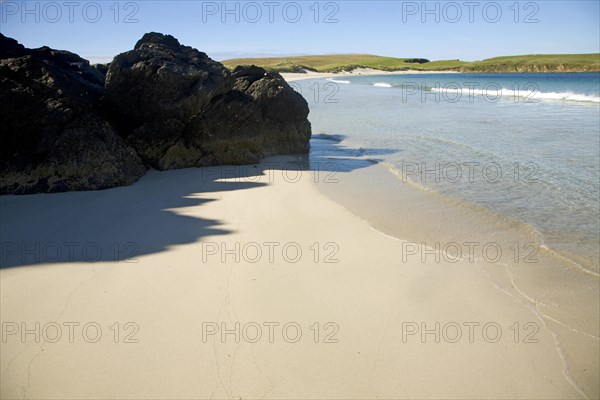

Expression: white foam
xmin=326 ymin=78 xmax=351 ymax=84
xmin=373 ymin=82 xmax=392 ymax=88
xmin=430 ymin=87 xmax=600 ymax=104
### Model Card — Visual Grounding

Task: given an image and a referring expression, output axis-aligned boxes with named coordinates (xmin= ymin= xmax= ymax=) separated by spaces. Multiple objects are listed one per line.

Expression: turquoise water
xmin=342 ymin=72 xmax=600 ymax=102
xmin=296 ymin=73 xmax=600 ymax=272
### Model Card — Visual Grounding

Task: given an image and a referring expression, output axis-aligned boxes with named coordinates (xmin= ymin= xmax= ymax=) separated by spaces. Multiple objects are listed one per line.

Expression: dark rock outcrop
xmin=105 ymin=32 xmax=310 ymax=169
xmin=183 ymin=65 xmax=311 ymax=166
xmin=0 ymin=34 xmax=146 ymax=194
xmin=1 ymin=32 xmax=311 ymax=194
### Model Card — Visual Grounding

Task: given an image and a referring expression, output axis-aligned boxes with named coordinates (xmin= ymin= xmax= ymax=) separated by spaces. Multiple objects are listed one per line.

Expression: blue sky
xmin=1 ymin=0 xmax=599 ymax=62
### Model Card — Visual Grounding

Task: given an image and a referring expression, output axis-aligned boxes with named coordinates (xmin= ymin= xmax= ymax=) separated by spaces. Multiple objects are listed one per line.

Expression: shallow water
xmin=296 ymin=72 xmax=600 ymax=273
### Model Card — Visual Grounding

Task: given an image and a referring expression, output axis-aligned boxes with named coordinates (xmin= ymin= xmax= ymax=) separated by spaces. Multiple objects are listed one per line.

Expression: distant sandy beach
xmin=281 ymin=67 xmax=460 ymax=82
xmin=1 ymin=155 xmax=593 ymax=399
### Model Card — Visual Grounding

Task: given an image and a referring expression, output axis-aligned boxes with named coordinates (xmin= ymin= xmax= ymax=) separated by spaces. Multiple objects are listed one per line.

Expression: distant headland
xmin=222 ymin=53 xmax=600 ymax=73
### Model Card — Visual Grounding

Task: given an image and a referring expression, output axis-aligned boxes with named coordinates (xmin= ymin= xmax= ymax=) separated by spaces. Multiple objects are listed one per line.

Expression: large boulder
xmin=104 ymin=32 xmax=234 ymax=168
xmin=1 ymin=115 xmax=147 ymax=194
xmin=105 ymin=32 xmax=311 ymax=169
xmin=0 ymin=34 xmax=146 ymax=194
xmin=184 ymin=65 xmax=311 ymax=166
xmin=233 ymin=65 xmax=310 ymax=151
xmin=1 ymin=32 xmax=312 ymax=194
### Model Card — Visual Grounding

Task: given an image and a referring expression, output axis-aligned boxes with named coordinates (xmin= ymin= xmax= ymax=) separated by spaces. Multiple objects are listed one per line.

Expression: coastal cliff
xmin=0 ymin=33 xmax=311 ymax=194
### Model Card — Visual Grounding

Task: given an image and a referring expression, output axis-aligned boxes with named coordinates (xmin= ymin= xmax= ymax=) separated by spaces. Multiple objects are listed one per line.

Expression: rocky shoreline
xmin=0 ymin=33 xmax=311 ymax=195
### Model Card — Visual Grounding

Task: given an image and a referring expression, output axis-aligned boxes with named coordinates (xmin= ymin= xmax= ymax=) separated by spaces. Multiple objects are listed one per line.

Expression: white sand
xmin=282 ymin=67 xmax=459 ymax=82
xmin=0 ymin=157 xmax=592 ymax=399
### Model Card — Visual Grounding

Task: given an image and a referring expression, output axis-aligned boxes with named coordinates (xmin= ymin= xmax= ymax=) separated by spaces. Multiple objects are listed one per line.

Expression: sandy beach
xmin=1 ymin=154 xmax=594 ymax=399
xmin=2 ymin=0 xmax=598 ymax=397
xmin=281 ymin=67 xmax=460 ymax=82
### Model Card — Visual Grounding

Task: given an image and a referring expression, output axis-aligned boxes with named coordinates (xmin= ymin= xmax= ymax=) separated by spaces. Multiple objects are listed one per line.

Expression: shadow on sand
xmin=0 ymin=134 xmax=397 ymax=268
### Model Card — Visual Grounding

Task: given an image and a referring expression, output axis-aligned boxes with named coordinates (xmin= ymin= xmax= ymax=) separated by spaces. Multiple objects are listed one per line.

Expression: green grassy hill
xmin=222 ymin=54 xmax=419 ymax=73
xmin=458 ymin=54 xmax=600 ymax=72
xmin=222 ymin=53 xmax=600 ymax=73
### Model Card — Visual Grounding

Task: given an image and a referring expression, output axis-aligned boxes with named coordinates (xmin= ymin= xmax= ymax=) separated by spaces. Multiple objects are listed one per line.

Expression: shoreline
xmin=280 ymin=68 xmax=600 ymax=82
xmin=1 ymin=71 xmax=598 ymax=399
xmin=1 ymin=155 xmax=595 ymax=399
xmin=281 ymin=67 xmax=460 ymax=82
xmin=309 ymin=139 xmax=599 ymax=396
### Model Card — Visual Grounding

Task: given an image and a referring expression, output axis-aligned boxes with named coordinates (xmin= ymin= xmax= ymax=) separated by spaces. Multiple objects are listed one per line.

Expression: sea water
xmin=295 ymin=73 xmax=600 ymax=274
